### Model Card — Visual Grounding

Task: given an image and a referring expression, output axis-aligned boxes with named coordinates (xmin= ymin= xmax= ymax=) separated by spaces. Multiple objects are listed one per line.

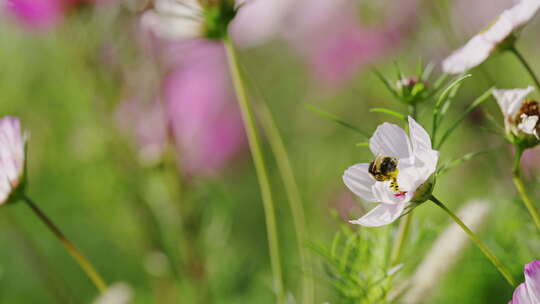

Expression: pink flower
xmin=284 ymin=0 xmax=419 ymax=87
xmin=5 ymin=0 xmax=64 ymax=30
xmin=509 ymin=260 xmax=540 ymax=304
xmin=521 ymin=146 xmax=540 ymax=175
xmin=164 ymin=41 xmax=245 ymax=177
xmin=118 ymin=40 xmax=245 ymax=178
xmin=0 ymin=116 xmax=26 ymax=204
xmin=116 ymin=97 xmax=167 ymax=166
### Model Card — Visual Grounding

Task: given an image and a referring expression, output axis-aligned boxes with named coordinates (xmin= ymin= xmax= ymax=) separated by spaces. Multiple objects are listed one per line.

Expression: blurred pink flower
xmin=284 ymin=0 xmax=420 ymax=87
xmin=230 ymin=0 xmax=290 ymax=47
xmin=509 ymin=260 xmax=540 ymax=304
xmin=5 ymin=0 xmax=64 ymax=30
xmin=118 ymin=40 xmax=245 ymax=178
xmin=521 ymin=145 xmax=540 ymax=176
xmin=164 ymin=41 xmax=245 ymax=177
xmin=116 ymin=97 xmax=167 ymax=166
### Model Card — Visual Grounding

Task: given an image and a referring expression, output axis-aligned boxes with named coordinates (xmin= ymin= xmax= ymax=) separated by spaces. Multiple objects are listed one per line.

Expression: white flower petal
xmin=518 ymin=114 xmax=539 ymax=137
xmin=230 ymin=0 xmax=290 ymax=47
xmin=0 ymin=116 xmax=25 ymax=205
xmin=369 ymin=122 xmax=411 ymax=160
xmin=492 ymin=86 xmax=534 ymax=118
xmin=414 ymin=149 xmax=439 ymax=182
xmin=483 ymin=15 xmax=514 ymax=43
xmin=525 ymin=260 xmax=540 ymax=304
xmin=442 ymin=0 xmax=540 ymax=75
xmin=141 ymin=11 xmax=202 ymax=41
xmin=442 ymin=35 xmax=494 ymax=74
xmin=349 ymin=202 xmax=406 ymax=227
xmin=155 ymin=0 xmax=201 ymax=16
xmin=343 ymin=163 xmax=376 ymax=202
xmin=372 ymin=181 xmax=402 ymax=205
xmin=502 ymin=0 xmax=540 ymax=29
xmin=408 ymin=116 xmax=432 ymax=153
xmin=510 ymin=283 xmax=531 ymax=304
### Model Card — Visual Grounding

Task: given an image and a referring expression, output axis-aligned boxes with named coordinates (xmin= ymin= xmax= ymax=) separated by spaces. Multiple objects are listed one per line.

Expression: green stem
xmin=510 ymin=47 xmax=540 ymax=91
xmin=430 ymin=195 xmax=516 ymax=287
xmin=390 ymin=212 xmax=413 ymax=266
xmin=223 ymin=37 xmax=285 ymax=303
xmin=22 ymin=196 xmax=107 ymax=293
xmin=258 ymin=103 xmax=314 ymax=304
xmin=512 ymin=148 xmax=540 ymax=231
xmin=390 ymin=105 xmax=417 ymax=266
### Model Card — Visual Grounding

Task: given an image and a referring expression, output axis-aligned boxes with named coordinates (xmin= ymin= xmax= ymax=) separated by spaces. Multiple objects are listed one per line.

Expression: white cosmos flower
xmin=0 ymin=116 xmax=26 ymax=205
xmin=492 ymin=86 xmax=540 ymax=138
xmin=343 ymin=117 xmax=439 ymax=227
xmin=442 ymin=0 xmax=540 ymax=74
xmin=141 ymin=0 xmax=204 ymax=41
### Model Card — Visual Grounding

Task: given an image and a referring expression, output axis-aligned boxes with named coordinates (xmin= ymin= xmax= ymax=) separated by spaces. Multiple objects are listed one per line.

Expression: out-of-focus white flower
xmin=402 ymin=200 xmax=490 ymax=303
xmin=492 ymin=86 xmax=540 ymax=143
xmin=141 ymin=0 xmax=205 ymax=40
xmin=0 ymin=116 xmax=26 ymax=205
xmin=343 ymin=117 xmax=439 ymax=227
xmin=442 ymin=0 xmax=540 ymax=74
xmin=509 ymin=260 xmax=540 ymax=304
xmin=93 ymin=283 xmax=133 ymax=304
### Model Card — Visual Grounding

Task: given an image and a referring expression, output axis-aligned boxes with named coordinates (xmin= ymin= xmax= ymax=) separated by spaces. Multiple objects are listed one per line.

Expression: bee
xmin=368 ymin=155 xmax=401 ymax=193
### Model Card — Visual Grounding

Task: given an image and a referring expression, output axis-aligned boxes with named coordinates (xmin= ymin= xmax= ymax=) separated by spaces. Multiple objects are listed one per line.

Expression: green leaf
xmin=435 ymin=87 xmax=494 ymax=149
xmin=393 ymin=61 xmax=404 ymax=80
xmin=432 ymin=74 xmax=471 ymax=139
xmin=372 ymin=68 xmax=400 ymax=99
xmin=306 ymin=104 xmax=370 ymax=138
xmin=356 ymin=142 xmax=370 ymax=147
xmin=369 ymin=108 xmax=406 ymax=121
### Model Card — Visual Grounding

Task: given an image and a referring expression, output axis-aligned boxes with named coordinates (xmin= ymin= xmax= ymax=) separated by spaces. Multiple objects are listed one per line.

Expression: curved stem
xmin=258 ymin=103 xmax=314 ymax=304
xmin=430 ymin=195 xmax=516 ymax=287
xmin=512 ymin=148 xmax=540 ymax=231
xmin=510 ymin=47 xmax=540 ymax=91
xmin=223 ymin=37 xmax=285 ymax=303
xmin=22 ymin=196 xmax=107 ymax=293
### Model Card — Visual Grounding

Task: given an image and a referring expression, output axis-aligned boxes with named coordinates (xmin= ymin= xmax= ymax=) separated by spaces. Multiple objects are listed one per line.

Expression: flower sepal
xmin=201 ymin=0 xmax=238 ymax=39
xmin=374 ymin=65 xmax=445 ymax=106
xmin=410 ymin=174 xmax=436 ymax=204
xmin=509 ymin=132 xmax=540 ymax=150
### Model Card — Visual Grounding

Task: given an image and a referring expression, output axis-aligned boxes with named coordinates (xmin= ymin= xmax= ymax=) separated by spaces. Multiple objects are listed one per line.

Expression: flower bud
xmin=395 ymin=76 xmax=429 ymax=104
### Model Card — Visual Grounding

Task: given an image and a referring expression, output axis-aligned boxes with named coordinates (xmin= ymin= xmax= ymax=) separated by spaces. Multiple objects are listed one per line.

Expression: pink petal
xmin=525 ymin=260 xmax=540 ymax=303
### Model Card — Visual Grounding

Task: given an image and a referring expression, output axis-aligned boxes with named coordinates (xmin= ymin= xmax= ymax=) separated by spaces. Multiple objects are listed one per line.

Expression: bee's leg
xmin=390 ymin=177 xmax=400 ymax=193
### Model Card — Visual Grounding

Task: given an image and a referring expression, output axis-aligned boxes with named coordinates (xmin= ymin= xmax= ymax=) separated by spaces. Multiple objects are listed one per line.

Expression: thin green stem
xmin=22 ymin=196 xmax=107 ymax=293
xmin=430 ymin=195 xmax=516 ymax=287
xmin=223 ymin=37 xmax=285 ymax=303
xmin=512 ymin=148 xmax=540 ymax=231
xmin=258 ymin=103 xmax=314 ymax=304
xmin=390 ymin=212 xmax=413 ymax=266
xmin=510 ymin=47 xmax=540 ymax=91
xmin=390 ymin=104 xmax=417 ymax=266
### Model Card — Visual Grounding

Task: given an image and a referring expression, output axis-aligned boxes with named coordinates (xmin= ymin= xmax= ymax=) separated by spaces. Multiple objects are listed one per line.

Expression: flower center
xmin=516 ymin=100 xmax=540 ymax=131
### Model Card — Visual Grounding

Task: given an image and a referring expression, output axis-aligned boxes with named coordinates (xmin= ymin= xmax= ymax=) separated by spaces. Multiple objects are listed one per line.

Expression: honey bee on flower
xmin=343 ymin=117 xmax=439 ymax=227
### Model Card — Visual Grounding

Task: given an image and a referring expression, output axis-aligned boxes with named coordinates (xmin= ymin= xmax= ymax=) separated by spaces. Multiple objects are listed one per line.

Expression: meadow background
xmin=0 ymin=0 xmax=540 ymax=303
